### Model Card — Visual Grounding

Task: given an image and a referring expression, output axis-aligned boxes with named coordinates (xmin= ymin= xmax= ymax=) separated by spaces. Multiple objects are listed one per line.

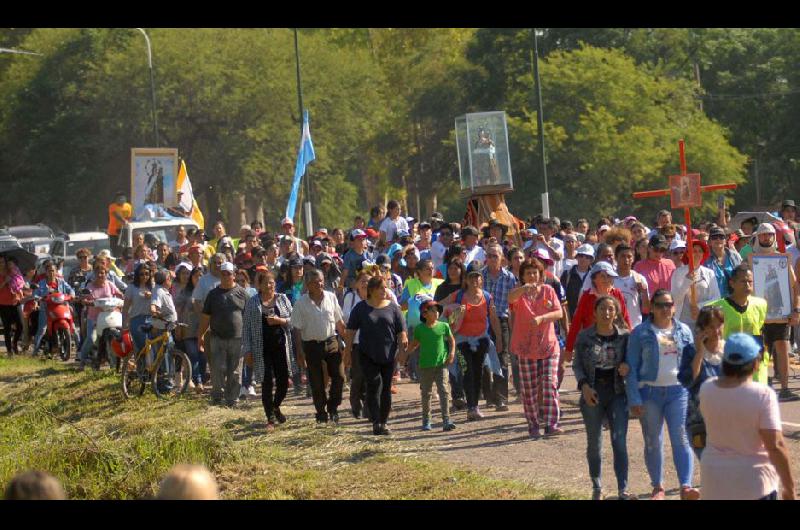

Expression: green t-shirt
xmin=414 ymin=321 xmax=452 ymax=368
xmin=739 ymin=244 xmax=753 ymax=262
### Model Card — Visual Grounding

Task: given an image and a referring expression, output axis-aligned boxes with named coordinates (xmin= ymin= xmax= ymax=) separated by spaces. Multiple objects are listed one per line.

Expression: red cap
xmin=365 ymin=228 xmax=379 ymax=239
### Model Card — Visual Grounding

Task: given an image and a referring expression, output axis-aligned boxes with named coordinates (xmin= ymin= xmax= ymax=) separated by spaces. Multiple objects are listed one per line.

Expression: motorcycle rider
xmin=77 ymin=261 xmax=123 ymax=371
xmin=32 ymin=262 xmax=76 ymax=356
xmin=67 ymin=248 xmax=94 ymax=350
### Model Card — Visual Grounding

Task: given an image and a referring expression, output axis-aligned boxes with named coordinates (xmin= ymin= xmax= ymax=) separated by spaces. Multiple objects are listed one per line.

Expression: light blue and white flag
xmin=285 ymin=110 xmax=316 ymax=221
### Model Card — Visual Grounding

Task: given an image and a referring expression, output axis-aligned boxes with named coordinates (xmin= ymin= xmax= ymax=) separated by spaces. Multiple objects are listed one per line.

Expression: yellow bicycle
xmin=120 ymin=321 xmax=192 ymax=399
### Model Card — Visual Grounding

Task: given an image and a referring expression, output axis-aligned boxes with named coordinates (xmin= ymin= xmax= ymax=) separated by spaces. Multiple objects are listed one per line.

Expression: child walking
xmin=403 ymin=297 xmax=457 ymax=432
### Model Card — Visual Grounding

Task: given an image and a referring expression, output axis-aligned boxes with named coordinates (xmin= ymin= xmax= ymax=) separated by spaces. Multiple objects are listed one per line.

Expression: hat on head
xmin=531 ymin=248 xmax=553 ymax=265
xmin=418 ymin=295 xmax=443 ymax=316
xmin=365 ymin=228 xmax=379 ymax=239
xmin=466 ymin=260 xmax=483 ymax=276
xmin=589 ymin=261 xmax=619 ymax=279
xmin=174 ymin=262 xmax=193 ymax=275
xmin=669 ymin=238 xmax=687 ymax=252
xmin=349 ymin=229 xmax=367 ymax=241
xmin=430 ymin=212 xmax=444 ymax=222
xmin=281 ymin=217 xmax=294 ymax=226
xmin=254 ymin=264 xmax=269 ymax=273
xmin=649 ymin=234 xmax=669 ymax=250
xmin=302 ymin=255 xmax=316 ymax=266
xmin=311 ymin=240 xmax=323 ymax=248
xmin=485 ymin=219 xmax=509 ymax=236
xmin=741 ymin=216 xmax=759 ymax=228
xmin=723 ymin=333 xmax=761 ymax=365
xmin=682 ymin=239 xmax=710 ymax=265
xmin=461 ymin=226 xmax=479 ymax=238
xmin=417 ymin=221 xmax=432 ymax=230
xmin=219 ymin=262 xmax=235 ymax=273
xmin=576 ymin=243 xmax=595 ymax=258
xmin=318 ymin=253 xmax=333 ymax=265
xmin=396 ymin=229 xmax=410 ymax=238
xmin=288 ymin=257 xmax=303 ymax=268
xmin=756 ymin=223 xmax=776 ymax=236
xmin=709 ymin=227 xmax=726 ymax=238
xmin=598 ymin=224 xmax=611 ymax=233
xmin=782 ymin=199 xmax=797 ymax=211
xmin=375 ymin=254 xmax=391 ymax=267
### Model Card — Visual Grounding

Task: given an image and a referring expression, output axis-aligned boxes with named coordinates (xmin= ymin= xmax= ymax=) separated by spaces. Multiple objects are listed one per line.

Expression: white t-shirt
xmin=614 ymin=271 xmax=649 ymax=327
xmin=562 ymin=257 xmax=577 ymax=276
xmin=379 ymin=216 xmax=409 ymax=243
xmin=465 ymin=245 xmax=486 ymax=266
xmin=646 ymin=324 xmax=680 ymax=387
xmin=537 ymin=238 xmax=564 ymax=277
xmin=430 ymin=240 xmax=448 ymax=269
xmin=699 ymin=380 xmax=781 ymax=500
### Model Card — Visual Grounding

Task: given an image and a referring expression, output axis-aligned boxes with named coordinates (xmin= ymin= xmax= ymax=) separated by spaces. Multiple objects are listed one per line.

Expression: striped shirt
xmin=482 ymin=266 xmax=517 ymax=319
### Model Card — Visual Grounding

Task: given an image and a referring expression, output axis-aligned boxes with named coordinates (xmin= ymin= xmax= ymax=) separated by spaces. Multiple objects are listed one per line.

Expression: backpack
xmin=451 ymin=289 xmax=493 ymax=334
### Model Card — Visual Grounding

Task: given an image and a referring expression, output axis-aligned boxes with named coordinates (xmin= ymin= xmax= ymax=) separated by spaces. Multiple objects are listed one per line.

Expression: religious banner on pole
xmin=131 ymin=147 xmax=179 ymax=217
xmin=669 ymin=173 xmax=702 ymax=209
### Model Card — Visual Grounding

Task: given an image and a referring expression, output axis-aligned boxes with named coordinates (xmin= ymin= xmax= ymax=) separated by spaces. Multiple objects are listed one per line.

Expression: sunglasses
xmin=486 ymin=254 xmax=501 ymax=259
xmin=709 ymin=235 xmax=726 ymax=241
xmin=654 ymin=301 xmax=674 ymax=309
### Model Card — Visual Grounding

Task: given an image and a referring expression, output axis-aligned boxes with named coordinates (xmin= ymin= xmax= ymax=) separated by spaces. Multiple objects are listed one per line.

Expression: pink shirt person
xmin=509 ymin=283 xmax=562 ymax=360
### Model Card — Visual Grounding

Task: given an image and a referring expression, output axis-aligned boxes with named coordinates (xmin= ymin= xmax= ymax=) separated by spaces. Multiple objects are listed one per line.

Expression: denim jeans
xmin=180 ymin=338 xmax=205 ymax=385
xmin=639 ymin=384 xmax=694 ymax=488
xmin=32 ymin=306 xmax=48 ymax=352
xmin=79 ymin=318 xmax=96 ymax=364
xmin=129 ymin=315 xmax=150 ymax=355
xmin=242 ymin=364 xmax=253 ymax=388
xmin=449 ymin=355 xmax=465 ymax=403
xmin=580 ymin=375 xmax=628 ymax=493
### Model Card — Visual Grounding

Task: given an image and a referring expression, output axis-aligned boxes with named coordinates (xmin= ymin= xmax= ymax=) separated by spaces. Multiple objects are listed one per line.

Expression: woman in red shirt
xmin=0 ymin=256 xmax=24 ymax=354
xmin=565 ymin=261 xmax=631 ymax=359
xmin=508 ymin=258 xmax=564 ymax=438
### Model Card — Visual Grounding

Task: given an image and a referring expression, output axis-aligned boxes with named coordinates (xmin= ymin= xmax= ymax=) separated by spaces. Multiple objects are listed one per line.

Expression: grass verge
xmin=0 ymin=355 xmax=575 ymax=499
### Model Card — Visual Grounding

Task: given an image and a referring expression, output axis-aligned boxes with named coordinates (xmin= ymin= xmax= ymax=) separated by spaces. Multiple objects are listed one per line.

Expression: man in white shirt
xmin=535 ymin=218 xmax=564 ymax=277
xmin=460 ymin=225 xmax=486 ymax=266
xmin=430 ymin=223 xmax=453 ymax=270
xmin=613 ymin=243 xmax=650 ymax=326
xmin=561 ymin=233 xmax=579 ymax=274
xmin=378 ymin=200 xmax=409 ymax=247
xmin=291 ymin=268 xmax=347 ymax=423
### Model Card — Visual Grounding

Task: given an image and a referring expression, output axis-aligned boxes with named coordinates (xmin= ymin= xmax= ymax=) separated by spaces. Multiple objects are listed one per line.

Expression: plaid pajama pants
xmin=517 ymin=354 xmax=560 ymax=434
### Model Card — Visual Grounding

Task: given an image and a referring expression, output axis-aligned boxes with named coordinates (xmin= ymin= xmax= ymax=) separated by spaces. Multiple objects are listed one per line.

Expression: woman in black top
xmin=344 ymin=275 xmax=408 ymax=435
xmin=242 ymin=271 xmax=294 ymax=430
xmin=434 ymin=258 xmax=466 ymax=302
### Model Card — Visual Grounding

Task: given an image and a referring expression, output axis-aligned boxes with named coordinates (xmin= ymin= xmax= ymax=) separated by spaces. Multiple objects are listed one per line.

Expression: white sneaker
xmin=239 ymin=386 xmax=247 ymax=398
xmin=247 ymin=385 xmax=256 ymax=397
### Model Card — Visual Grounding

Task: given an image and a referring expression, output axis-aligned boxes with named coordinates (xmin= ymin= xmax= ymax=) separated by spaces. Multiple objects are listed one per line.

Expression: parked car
xmin=114 ymin=218 xmax=198 ymax=257
xmin=51 ymin=232 xmax=111 ymax=278
xmin=6 ymin=224 xmax=57 ymax=257
xmin=0 ymin=233 xmax=21 ymax=251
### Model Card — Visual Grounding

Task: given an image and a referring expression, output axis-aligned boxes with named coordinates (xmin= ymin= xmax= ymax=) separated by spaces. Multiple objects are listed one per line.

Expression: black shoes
xmin=372 ymin=423 xmax=390 ymax=435
xmin=274 ymin=406 xmax=287 ymax=424
xmin=330 ymin=412 xmax=340 ymax=424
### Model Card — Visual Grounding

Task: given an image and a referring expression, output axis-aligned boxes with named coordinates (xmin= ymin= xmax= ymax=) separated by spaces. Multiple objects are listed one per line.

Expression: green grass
xmin=0 ymin=356 xmax=575 ymax=499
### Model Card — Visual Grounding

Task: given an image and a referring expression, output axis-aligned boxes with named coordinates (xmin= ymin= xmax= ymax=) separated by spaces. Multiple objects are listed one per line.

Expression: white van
xmin=51 ymin=232 xmax=111 ymax=278
xmin=116 ymin=218 xmax=199 ymax=256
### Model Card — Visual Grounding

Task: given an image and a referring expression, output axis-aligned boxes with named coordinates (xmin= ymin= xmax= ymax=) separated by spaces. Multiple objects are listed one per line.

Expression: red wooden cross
xmin=632 ymin=139 xmax=738 ymax=306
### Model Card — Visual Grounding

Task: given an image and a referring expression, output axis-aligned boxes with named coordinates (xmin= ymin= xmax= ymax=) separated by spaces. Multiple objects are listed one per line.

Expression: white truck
xmin=115 ymin=218 xmax=199 ymax=257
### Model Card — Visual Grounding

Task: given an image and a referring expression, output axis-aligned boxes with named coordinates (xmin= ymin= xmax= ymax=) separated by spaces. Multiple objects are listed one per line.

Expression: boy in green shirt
xmin=403 ymin=297 xmax=457 ymax=432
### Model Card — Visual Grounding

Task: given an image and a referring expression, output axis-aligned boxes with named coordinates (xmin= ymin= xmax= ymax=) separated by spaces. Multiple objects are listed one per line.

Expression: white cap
xmin=669 ymin=239 xmax=687 ymax=251
xmin=219 ymin=262 xmax=235 ymax=273
xmin=576 ymin=243 xmax=595 ymax=258
xmin=281 ymin=217 xmax=294 ymax=226
xmin=756 ymin=223 xmax=776 ymax=235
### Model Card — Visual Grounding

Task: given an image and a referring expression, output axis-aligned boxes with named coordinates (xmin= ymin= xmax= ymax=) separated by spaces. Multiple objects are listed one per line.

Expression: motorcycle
xmin=87 ymin=296 xmax=125 ymax=371
xmin=37 ymin=290 xmax=76 ymax=361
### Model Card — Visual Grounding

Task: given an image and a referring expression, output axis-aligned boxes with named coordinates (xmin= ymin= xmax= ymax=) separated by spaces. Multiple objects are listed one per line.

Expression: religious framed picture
xmin=131 ymin=148 xmax=179 ymax=217
xmin=669 ymin=173 xmax=702 ymax=209
xmin=749 ymin=253 xmax=793 ymax=323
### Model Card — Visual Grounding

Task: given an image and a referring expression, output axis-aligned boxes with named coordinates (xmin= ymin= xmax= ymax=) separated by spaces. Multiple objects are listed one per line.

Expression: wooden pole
xmin=679 ymin=140 xmax=698 ymax=310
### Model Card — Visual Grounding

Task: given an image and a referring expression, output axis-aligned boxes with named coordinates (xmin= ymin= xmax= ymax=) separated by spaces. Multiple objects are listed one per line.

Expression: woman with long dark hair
xmin=0 ymin=256 xmax=24 ymax=355
xmin=175 ymin=264 xmax=205 ymax=390
xmin=122 ymin=263 xmax=155 ymax=356
xmin=573 ymin=295 xmax=633 ymax=500
xmin=243 ymin=270 xmax=294 ymax=430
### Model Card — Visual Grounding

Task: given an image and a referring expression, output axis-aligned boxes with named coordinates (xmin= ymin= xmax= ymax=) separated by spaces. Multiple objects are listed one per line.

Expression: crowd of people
xmin=2 ymin=197 xmax=800 ymax=500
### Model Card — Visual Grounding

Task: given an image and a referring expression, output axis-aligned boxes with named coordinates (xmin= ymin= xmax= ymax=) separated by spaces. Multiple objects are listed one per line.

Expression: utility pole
xmin=135 ymin=28 xmax=159 ymax=147
xmin=532 ymin=28 xmax=549 ymax=216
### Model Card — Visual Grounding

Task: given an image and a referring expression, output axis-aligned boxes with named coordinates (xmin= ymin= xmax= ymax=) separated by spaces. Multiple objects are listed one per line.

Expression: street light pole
xmin=532 ymin=28 xmax=549 ymax=217
xmin=135 ymin=28 xmax=159 ymax=147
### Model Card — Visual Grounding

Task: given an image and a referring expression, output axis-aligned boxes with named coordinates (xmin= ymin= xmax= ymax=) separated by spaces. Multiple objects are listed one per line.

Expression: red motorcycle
xmin=37 ymin=291 xmax=76 ymax=361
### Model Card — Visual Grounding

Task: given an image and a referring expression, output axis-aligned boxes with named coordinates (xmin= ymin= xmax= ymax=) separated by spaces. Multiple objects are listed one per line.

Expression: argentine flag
xmin=285 ymin=110 xmax=316 ymax=221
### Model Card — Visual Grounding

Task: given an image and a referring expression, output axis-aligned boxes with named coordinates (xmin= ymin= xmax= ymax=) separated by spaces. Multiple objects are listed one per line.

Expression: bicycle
xmin=120 ymin=320 xmax=192 ymax=399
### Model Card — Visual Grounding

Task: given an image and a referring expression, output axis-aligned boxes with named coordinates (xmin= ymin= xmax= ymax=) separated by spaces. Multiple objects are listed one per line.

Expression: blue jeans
xmin=181 ymin=338 xmax=205 ymax=385
xmin=129 ymin=315 xmax=150 ymax=355
xmin=242 ymin=364 xmax=253 ymax=388
xmin=639 ymin=384 xmax=694 ymax=488
xmin=580 ymin=376 xmax=629 ymax=493
xmin=32 ymin=307 xmax=48 ymax=352
xmin=79 ymin=318 xmax=96 ymax=364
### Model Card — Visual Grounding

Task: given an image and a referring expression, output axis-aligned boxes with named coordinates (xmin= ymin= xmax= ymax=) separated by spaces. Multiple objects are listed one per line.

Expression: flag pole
xmin=294 ymin=28 xmax=313 ymax=237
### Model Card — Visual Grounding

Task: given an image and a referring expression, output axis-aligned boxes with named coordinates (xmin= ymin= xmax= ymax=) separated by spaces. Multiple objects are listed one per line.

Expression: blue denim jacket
xmin=624 ymin=318 xmax=694 ymax=408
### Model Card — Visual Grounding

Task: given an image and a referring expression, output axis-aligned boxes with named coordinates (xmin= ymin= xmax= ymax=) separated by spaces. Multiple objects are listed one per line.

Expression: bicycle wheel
xmin=58 ymin=328 xmax=70 ymax=362
xmin=153 ymin=349 xmax=192 ymax=398
xmin=121 ymin=354 xmax=147 ymax=398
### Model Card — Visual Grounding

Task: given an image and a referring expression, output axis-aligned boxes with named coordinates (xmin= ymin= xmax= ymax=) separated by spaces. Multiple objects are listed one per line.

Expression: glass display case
xmin=455 ymin=111 xmax=513 ymax=196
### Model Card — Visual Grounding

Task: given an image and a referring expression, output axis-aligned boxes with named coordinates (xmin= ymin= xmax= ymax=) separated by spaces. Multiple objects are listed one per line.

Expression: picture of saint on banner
xmin=750 ymin=253 xmax=793 ymax=323
xmin=669 ymin=173 xmax=702 ymax=209
xmin=130 ymin=148 xmax=178 ymax=216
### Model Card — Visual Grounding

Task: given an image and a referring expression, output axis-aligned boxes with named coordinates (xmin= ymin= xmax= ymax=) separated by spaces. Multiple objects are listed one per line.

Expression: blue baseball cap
xmin=589 ymin=261 xmax=618 ymax=278
xmin=723 ymin=333 xmax=761 ymax=365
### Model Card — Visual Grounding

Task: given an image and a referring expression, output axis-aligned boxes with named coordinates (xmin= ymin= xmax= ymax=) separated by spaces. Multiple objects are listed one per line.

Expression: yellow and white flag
xmin=176 ymin=159 xmax=205 ymax=229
